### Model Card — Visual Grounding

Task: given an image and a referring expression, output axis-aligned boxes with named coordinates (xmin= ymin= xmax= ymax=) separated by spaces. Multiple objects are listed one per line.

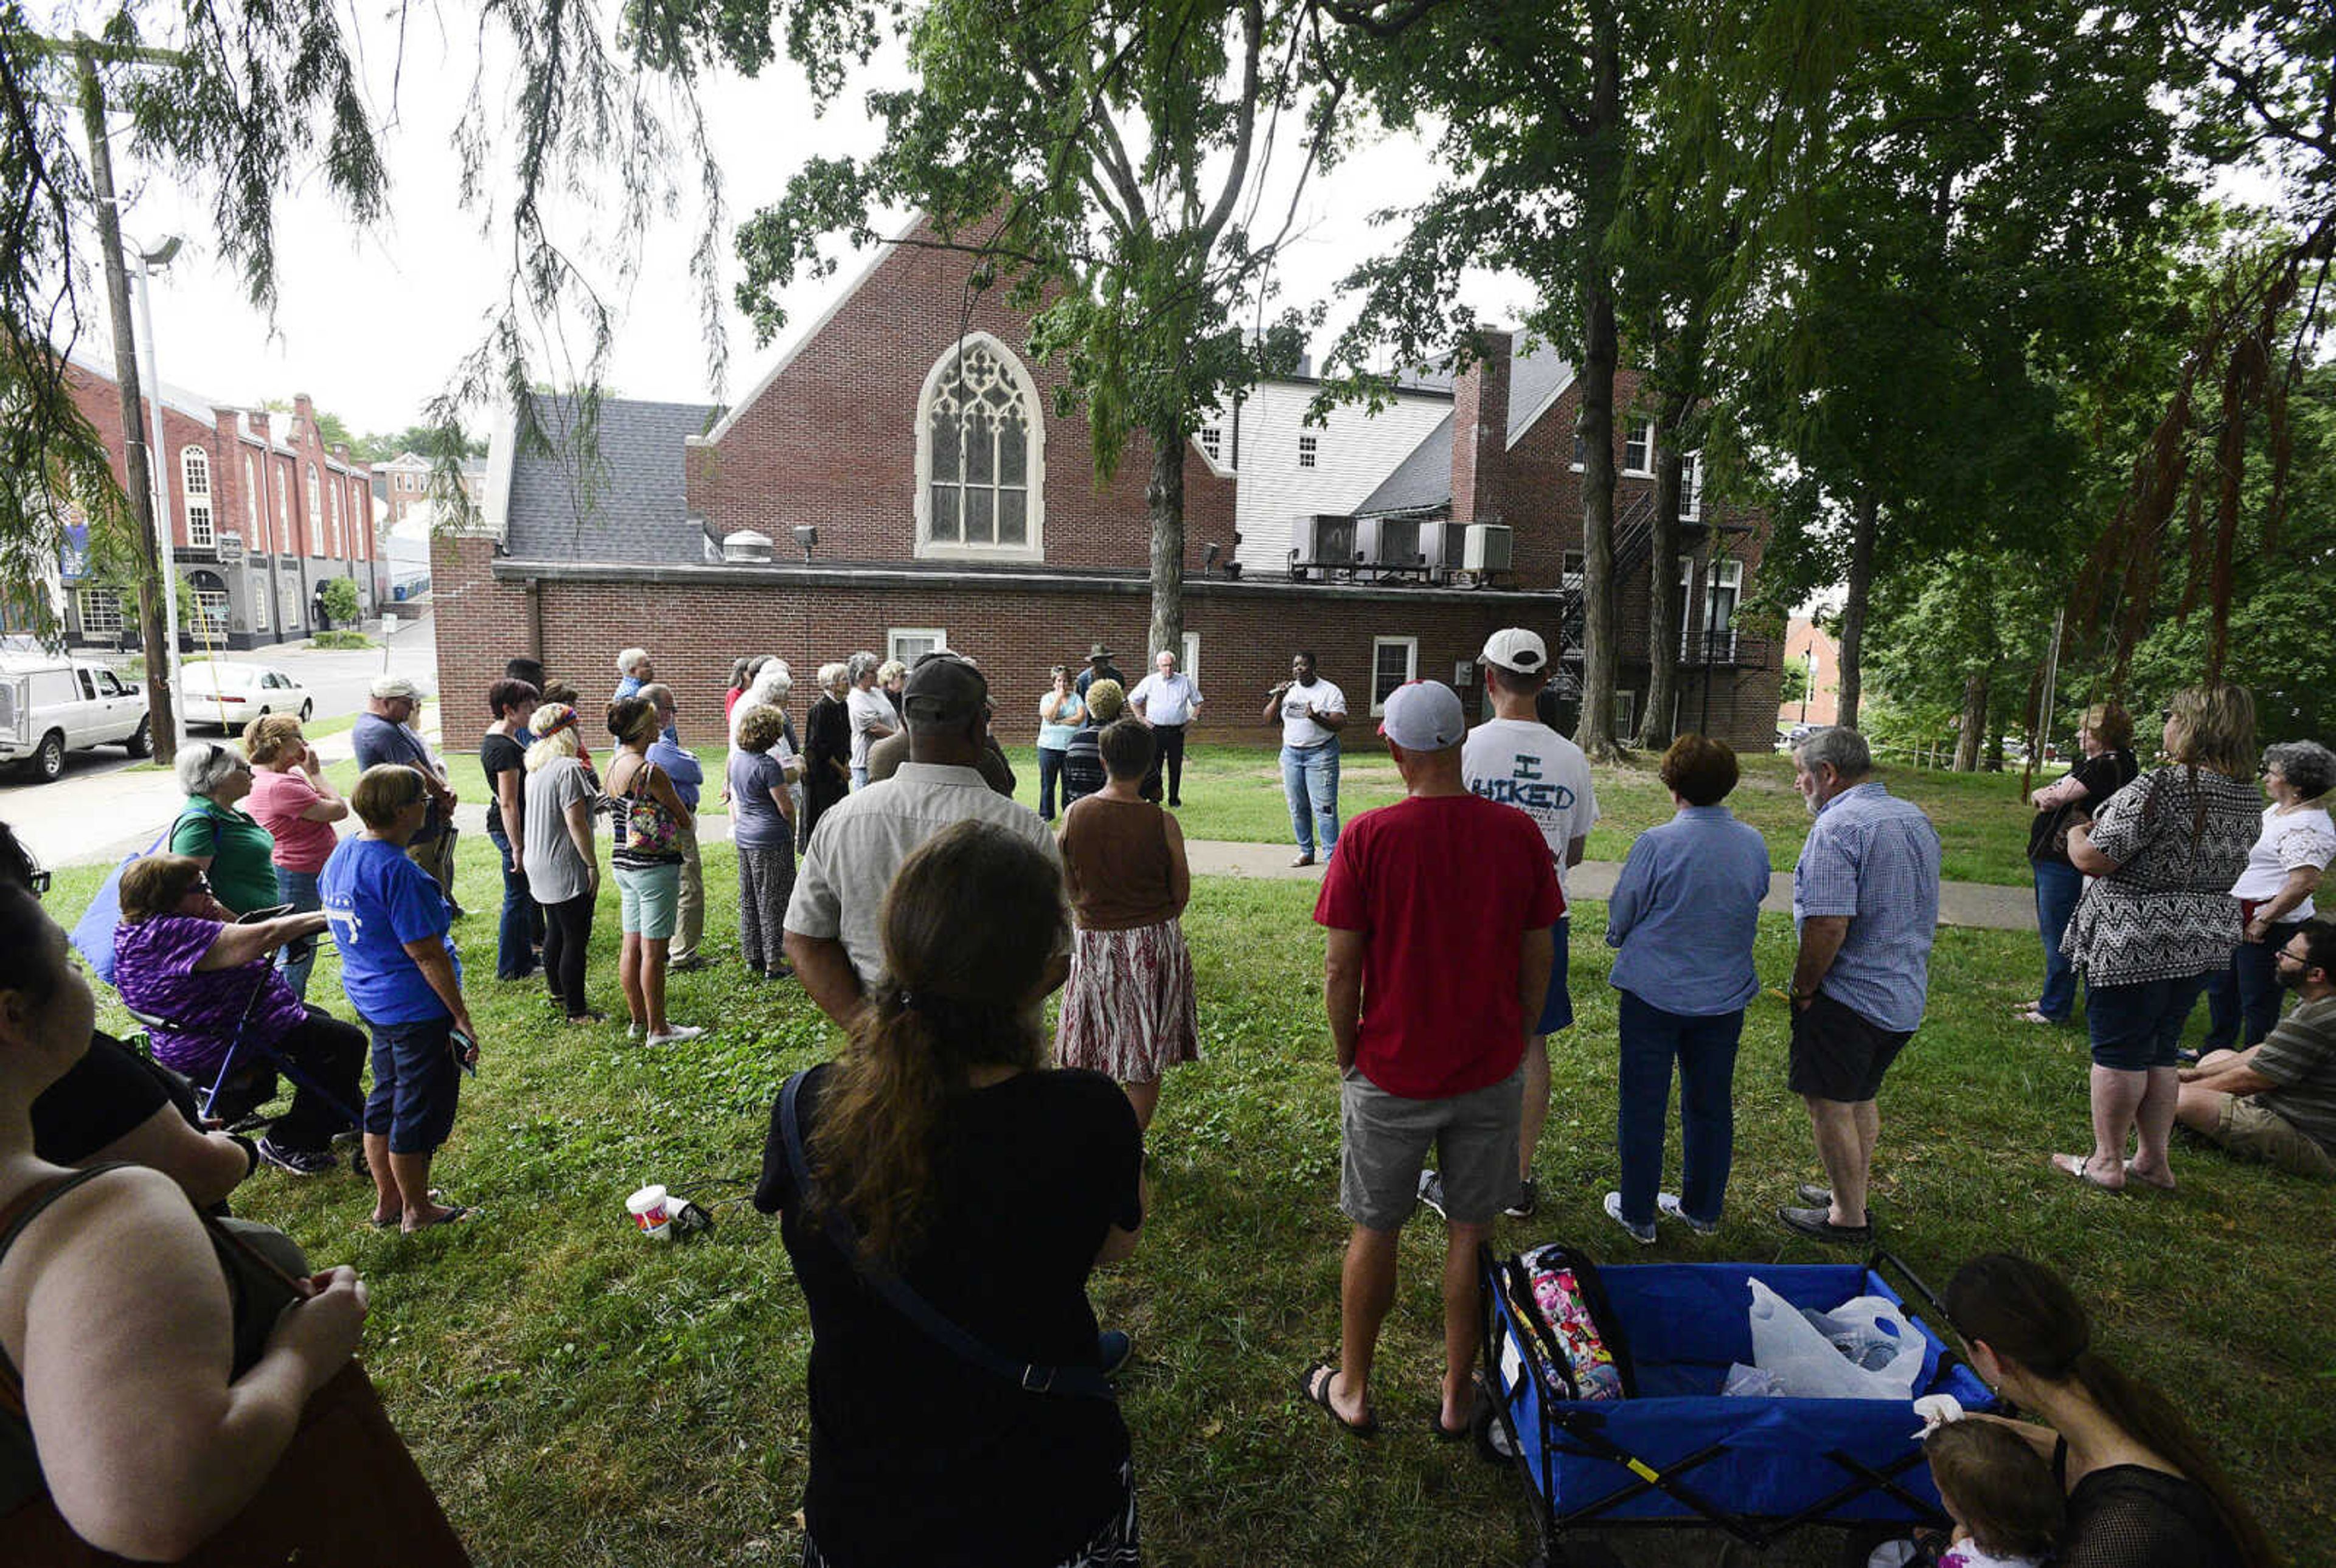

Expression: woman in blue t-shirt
xmin=320 ymin=765 xmax=479 ymax=1231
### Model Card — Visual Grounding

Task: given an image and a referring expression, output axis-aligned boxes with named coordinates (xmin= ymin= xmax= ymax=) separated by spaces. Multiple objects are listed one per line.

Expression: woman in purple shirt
xmin=1601 ymin=735 xmax=1771 ymax=1243
xmin=111 ymin=854 xmax=365 ymax=1178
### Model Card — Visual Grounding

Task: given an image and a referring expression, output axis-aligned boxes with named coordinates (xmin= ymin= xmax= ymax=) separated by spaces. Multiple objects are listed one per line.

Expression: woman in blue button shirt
xmin=1602 ymin=734 xmax=1772 ymax=1243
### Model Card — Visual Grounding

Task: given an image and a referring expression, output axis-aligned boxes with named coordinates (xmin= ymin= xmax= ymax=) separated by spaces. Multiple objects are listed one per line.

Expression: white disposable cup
xmin=627 ymin=1184 xmax=672 ymax=1239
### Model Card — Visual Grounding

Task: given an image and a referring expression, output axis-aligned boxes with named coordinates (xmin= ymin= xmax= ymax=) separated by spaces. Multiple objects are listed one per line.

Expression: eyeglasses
xmin=24 ymin=869 xmax=50 ymax=900
xmin=186 ymin=879 xmax=213 ymax=895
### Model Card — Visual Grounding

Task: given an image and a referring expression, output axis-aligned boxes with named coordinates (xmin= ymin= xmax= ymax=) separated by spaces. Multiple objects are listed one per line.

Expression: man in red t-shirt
xmin=1301 ymin=681 xmax=1561 ymax=1441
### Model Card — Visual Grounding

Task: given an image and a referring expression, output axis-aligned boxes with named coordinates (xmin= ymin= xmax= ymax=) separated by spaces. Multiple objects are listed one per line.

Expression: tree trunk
xmin=1953 ymin=673 xmax=1987 ymax=771
xmin=1639 ymin=438 xmax=1685 ymax=750
xmin=78 ymin=49 xmax=178 ymax=765
xmin=1144 ymin=419 xmax=1186 ymax=670
xmin=1573 ymin=6 xmax=1624 ymax=762
xmin=1835 ymin=488 xmax=1879 ymax=732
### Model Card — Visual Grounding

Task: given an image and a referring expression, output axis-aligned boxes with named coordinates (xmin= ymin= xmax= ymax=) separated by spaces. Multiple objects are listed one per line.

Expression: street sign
xmin=217 ymin=531 xmax=245 ymax=565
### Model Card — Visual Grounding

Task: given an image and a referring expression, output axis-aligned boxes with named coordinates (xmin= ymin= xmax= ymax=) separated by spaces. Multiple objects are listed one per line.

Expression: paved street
xmin=2 ymin=612 xmax=436 ymax=870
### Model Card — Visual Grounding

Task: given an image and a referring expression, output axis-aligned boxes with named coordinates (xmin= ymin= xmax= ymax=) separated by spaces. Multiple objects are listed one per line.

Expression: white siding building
xmin=1199 ymin=379 xmax=1454 ymax=572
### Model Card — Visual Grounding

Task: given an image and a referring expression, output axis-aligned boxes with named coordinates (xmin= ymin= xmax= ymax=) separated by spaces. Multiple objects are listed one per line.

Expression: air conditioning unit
xmin=1356 ymin=515 xmax=1420 ymax=569
xmin=1463 ymin=522 xmax=1514 ymax=572
xmin=1419 ymin=521 xmax=1468 ymax=570
xmin=1296 ymin=513 xmax=1355 ymax=567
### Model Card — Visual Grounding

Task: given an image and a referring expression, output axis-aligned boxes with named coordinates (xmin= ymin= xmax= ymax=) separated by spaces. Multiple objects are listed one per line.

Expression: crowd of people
xmin=0 ymin=626 xmax=2317 ymax=1565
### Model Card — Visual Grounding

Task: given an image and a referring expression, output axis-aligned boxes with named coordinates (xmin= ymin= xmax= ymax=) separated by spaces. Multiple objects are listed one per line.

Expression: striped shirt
xmin=1792 ymin=782 xmax=1942 ymax=1033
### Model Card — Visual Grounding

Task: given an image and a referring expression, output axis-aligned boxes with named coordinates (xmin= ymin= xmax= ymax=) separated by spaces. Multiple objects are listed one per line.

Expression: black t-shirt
xmin=481 ymin=731 xmax=528 ymax=841
xmin=2056 ymin=1441 xmax=2244 ymax=1568
xmin=756 ymin=1064 xmax=1143 ymax=1567
xmin=29 ymin=1032 xmax=175 ymax=1165
xmin=2028 ymin=749 xmax=2140 ymax=864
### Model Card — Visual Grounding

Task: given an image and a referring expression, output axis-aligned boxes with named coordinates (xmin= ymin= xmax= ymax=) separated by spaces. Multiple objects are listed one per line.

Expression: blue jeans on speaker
xmin=2031 ymin=859 xmax=2085 ymax=1022
xmin=274 ymin=867 xmax=322 ymax=1001
xmin=1615 ymin=990 xmax=1743 ymax=1229
xmin=1282 ymin=740 xmax=1341 ymax=861
xmin=2204 ymin=927 xmax=2290 ymax=1050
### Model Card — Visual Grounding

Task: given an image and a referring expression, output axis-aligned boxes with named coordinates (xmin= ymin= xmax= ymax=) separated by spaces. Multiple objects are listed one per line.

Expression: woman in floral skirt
xmin=1055 ymin=718 xmax=1197 ymax=1132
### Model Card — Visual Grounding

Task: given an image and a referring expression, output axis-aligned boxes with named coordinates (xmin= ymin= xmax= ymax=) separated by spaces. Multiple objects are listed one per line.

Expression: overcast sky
xmin=90 ymin=25 xmax=1530 ymax=440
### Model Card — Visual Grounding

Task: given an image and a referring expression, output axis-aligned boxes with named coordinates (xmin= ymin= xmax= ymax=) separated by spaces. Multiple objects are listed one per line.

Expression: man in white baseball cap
xmin=1432 ymin=626 xmax=1599 ymax=1223
xmin=1302 ymin=679 xmax=1562 ymax=1443
xmin=353 ymin=674 xmax=461 ymax=912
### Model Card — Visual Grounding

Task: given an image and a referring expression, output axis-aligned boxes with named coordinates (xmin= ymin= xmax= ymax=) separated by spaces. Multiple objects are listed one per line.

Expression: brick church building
xmin=435 ymin=218 xmax=1782 ymax=749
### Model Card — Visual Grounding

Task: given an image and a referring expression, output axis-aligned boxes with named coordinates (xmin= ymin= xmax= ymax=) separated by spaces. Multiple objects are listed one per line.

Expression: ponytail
xmin=2067 ymin=1352 xmax=2279 ymax=1568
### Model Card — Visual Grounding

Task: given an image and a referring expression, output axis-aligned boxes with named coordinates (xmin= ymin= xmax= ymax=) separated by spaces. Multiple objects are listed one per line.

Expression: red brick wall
xmin=431 ymin=546 xmax=1784 ymax=755
xmin=689 ymin=216 xmax=1237 ymax=572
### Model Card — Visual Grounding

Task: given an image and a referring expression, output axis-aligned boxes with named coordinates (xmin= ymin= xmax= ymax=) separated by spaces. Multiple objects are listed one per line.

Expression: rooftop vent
xmin=721 ymin=530 xmax=775 ymax=564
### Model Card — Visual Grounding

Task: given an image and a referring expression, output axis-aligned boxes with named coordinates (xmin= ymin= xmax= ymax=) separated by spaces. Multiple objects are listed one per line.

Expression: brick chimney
xmin=1450 ymin=328 xmax=1512 ymax=527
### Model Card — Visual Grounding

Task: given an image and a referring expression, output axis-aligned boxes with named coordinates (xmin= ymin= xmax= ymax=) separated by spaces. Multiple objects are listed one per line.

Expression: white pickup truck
xmin=0 ymin=654 xmax=154 ymax=781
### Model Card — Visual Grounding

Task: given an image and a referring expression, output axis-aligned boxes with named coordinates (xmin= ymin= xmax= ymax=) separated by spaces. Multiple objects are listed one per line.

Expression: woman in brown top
xmin=1055 ymin=718 xmax=1197 ymax=1131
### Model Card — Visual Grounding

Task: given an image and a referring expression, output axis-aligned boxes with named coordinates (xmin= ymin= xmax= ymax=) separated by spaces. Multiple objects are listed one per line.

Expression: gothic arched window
xmin=916 ymin=335 xmax=1044 ymax=559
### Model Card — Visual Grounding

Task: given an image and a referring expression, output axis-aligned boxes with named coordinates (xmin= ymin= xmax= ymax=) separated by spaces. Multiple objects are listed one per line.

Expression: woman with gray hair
xmin=2205 ymin=738 xmax=2336 ymax=1050
xmin=167 ymin=740 xmax=280 ymax=917
xmin=802 ymin=662 xmax=853 ymax=845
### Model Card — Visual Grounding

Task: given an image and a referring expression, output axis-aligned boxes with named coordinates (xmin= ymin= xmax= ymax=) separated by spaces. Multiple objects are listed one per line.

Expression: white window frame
xmin=1613 ymin=689 xmax=1636 ymax=735
xmin=352 ymin=485 xmax=368 ymax=559
xmin=1368 ymin=635 xmax=1419 ymax=715
xmin=913 ymin=333 xmax=1046 ymax=563
xmin=251 ymin=574 xmax=269 ymax=631
xmin=1197 ymin=426 xmax=1223 ymax=463
xmin=327 ymin=483 xmax=342 ymax=557
xmin=888 ymin=628 xmax=948 ymax=665
xmin=1623 ymin=420 xmax=1656 ymax=477
xmin=1677 ymin=558 xmax=1744 ymax=662
xmin=1297 ymin=433 xmax=1319 ymax=469
xmin=305 ymin=463 xmax=323 ymax=557
xmin=77 ymin=588 xmax=123 ymax=636
xmin=279 ymin=574 xmax=302 ymax=628
xmin=181 ymin=447 xmax=214 ymax=547
xmin=1180 ymin=631 xmax=1200 ymax=690
xmin=273 ymin=467 xmax=290 ymax=554
xmin=1680 ymin=451 xmax=1704 ymax=521
xmin=1562 ymin=550 xmax=1585 ymax=593
xmin=242 ymin=453 xmax=259 ymax=533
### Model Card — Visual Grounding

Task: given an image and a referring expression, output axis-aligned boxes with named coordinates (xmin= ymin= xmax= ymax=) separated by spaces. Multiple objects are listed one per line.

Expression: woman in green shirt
xmin=169 ymin=741 xmax=280 ymax=915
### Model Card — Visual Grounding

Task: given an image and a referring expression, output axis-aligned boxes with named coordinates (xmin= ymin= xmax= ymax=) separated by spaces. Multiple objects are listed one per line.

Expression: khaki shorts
xmin=2211 ymin=1096 xmax=2336 ymax=1179
xmin=1340 ymin=1064 xmax=1522 ymax=1230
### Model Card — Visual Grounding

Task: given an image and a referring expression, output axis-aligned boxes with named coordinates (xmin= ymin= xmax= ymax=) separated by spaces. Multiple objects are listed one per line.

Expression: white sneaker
xmin=645 ymin=1025 xmax=705 ymax=1046
xmin=628 ymin=1022 xmax=645 ymax=1042
xmin=1656 ymin=1192 xmax=1721 ymax=1236
xmin=1602 ymin=1191 xmax=1656 ymax=1246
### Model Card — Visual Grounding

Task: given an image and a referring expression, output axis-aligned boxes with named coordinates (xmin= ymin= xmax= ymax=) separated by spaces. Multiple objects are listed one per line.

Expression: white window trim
xmin=181 ymin=447 xmax=214 ymax=547
xmin=913 ymin=333 xmax=1046 ymax=564
xmin=1680 ymin=451 xmax=1703 ymax=521
xmin=77 ymin=588 xmax=123 ymax=636
xmin=242 ymin=453 xmax=259 ymax=533
xmin=305 ymin=464 xmax=323 ymax=557
xmin=327 ymin=484 xmax=342 ymax=557
xmin=888 ymin=628 xmax=948 ymax=665
xmin=1613 ymin=689 xmax=1637 ymax=735
xmin=252 ymin=575 xmax=270 ymax=631
xmin=1181 ymin=631 xmax=1200 ymax=689
xmin=273 ymin=469 xmax=290 ymax=554
xmin=1622 ymin=419 xmax=1656 ymax=479
xmin=1368 ymin=635 xmax=1419 ymax=716
xmin=1297 ymin=432 xmax=1319 ymax=469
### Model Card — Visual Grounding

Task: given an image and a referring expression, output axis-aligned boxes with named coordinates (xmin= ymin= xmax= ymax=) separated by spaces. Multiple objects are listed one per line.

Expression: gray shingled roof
xmin=1354 ymin=339 xmax=1574 ymax=516
xmin=505 ymin=395 xmax=720 ymax=563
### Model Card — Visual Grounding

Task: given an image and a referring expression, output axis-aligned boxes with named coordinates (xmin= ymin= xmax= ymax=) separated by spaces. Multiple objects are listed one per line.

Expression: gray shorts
xmin=1340 ymin=1064 xmax=1523 ymax=1230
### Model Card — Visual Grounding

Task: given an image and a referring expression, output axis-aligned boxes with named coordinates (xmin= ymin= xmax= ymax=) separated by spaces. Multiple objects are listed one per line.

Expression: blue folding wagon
xmin=1478 ymin=1245 xmax=1995 ymax=1563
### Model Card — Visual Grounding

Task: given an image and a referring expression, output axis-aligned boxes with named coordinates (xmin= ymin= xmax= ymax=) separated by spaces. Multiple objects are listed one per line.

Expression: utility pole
xmin=73 ymin=38 xmax=183 ymax=764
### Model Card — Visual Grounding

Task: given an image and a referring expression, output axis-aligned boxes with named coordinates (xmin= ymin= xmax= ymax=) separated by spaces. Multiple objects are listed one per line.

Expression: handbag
xmin=778 ymin=1070 xmax=1114 ymax=1400
xmin=0 ymin=1171 xmax=471 ymax=1566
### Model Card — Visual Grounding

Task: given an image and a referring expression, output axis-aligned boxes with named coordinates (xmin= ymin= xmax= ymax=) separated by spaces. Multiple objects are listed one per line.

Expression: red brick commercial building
xmin=59 ymin=350 xmax=378 ymax=650
xmin=436 ymin=220 xmax=1782 ymax=750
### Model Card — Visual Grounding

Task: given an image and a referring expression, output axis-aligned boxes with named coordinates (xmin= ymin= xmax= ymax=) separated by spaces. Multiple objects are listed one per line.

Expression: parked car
xmin=0 ymin=654 xmax=152 ymax=780
xmin=180 ymin=662 xmax=315 ymax=734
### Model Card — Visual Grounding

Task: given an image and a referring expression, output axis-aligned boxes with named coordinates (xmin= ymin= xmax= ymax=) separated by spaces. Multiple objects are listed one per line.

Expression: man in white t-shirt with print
xmin=1455 ymin=627 xmax=1597 ymax=1220
xmin=1263 ymin=651 xmax=1347 ymax=867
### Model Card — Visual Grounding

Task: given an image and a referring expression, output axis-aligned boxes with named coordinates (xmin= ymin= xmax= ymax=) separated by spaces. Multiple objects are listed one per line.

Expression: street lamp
xmin=129 ymin=234 xmax=187 ymax=749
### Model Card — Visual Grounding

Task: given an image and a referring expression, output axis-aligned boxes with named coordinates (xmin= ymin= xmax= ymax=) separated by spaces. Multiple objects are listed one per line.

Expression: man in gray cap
xmin=1302 ymin=680 xmax=1561 ymax=1443
xmin=784 ymin=651 xmax=1059 ymax=1028
xmin=352 ymin=674 xmax=461 ymax=911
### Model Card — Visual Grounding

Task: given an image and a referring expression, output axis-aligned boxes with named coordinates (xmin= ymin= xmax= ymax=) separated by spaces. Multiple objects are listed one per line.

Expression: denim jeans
xmin=2031 ymin=859 xmax=2085 ymax=1022
xmin=2087 ymin=972 xmax=2213 ymax=1070
xmin=1282 ymin=740 xmax=1341 ymax=859
xmin=1615 ymin=990 xmax=1743 ymax=1227
xmin=1038 ymin=746 xmax=1068 ymax=820
xmin=274 ymin=867 xmax=322 ymax=1002
xmin=2204 ymin=925 xmax=2293 ymax=1049
xmin=486 ymin=826 xmax=538 ymax=981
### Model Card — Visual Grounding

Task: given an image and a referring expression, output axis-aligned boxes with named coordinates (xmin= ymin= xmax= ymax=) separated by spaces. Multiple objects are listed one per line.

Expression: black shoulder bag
xmin=777 ymin=1070 xmax=1114 ymax=1401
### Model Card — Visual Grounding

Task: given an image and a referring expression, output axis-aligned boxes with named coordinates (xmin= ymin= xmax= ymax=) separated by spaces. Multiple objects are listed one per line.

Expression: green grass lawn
xmin=43 ymin=846 xmax=2332 ymax=1567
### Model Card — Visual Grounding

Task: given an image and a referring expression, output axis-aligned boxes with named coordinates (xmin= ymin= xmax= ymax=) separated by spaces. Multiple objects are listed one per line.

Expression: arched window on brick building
xmin=916 ymin=334 xmax=1044 ymax=561
xmin=305 ymin=463 xmax=323 ymax=557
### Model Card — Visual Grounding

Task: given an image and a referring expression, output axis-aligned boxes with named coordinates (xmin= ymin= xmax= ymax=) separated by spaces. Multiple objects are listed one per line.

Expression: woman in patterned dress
xmin=2054 ymin=684 xmax=2262 ymax=1192
xmin=1055 ymin=718 xmax=1197 ymax=1133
